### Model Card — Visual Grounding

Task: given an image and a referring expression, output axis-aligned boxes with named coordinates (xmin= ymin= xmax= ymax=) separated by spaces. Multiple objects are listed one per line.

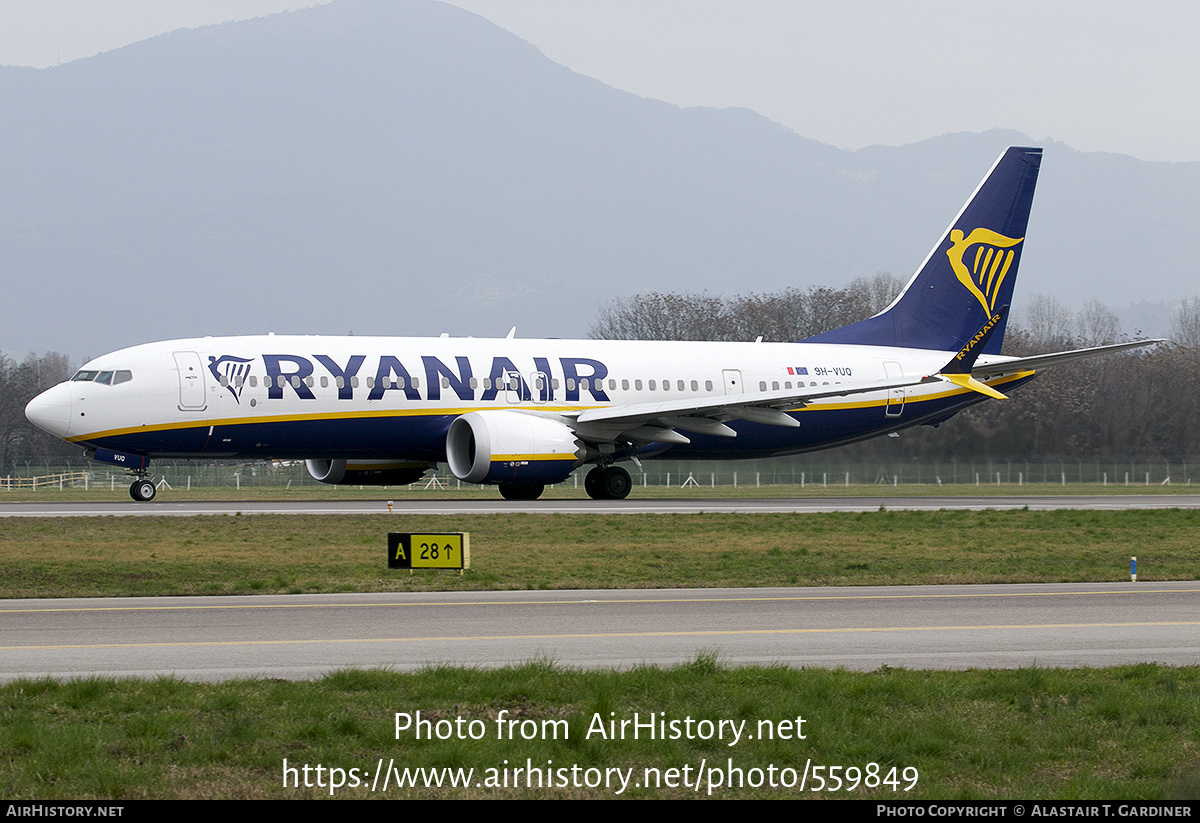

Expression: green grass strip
xmin=1 ymin=509 xmax=1197 ymax=598
xmin=3 ymin=661 xmax=1198 ymax=799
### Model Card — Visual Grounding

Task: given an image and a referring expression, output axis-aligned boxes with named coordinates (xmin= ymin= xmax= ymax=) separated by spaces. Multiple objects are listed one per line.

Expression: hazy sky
xmin=2 ymin=0 xmax=1197 ymax=163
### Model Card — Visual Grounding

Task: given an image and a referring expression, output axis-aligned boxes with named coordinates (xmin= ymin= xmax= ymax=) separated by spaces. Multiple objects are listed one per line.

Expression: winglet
xmin=937 ymin=305 xmax=1010 ymax=399
xmin=943 ymin=305 xmax=1009 ymax=373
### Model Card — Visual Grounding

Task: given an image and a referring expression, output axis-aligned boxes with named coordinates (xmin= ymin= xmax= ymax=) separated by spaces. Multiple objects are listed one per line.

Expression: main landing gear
xmin=584 ymin=465 xmax=632 ymax=500
xmin=494 ymin=465 xmax=633 ymax=502
xmin=498 ymin=482 xmax=545 ymax=501
xmin=129 ymin=477 xmax=157 ymax=502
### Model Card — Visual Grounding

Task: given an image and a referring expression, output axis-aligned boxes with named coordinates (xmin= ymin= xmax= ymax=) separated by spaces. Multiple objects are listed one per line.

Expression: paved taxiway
xmin=3 ymin=494 xmax=1200 ymax=516
xmin=4 ymin=583 xmax=1198 ymax=682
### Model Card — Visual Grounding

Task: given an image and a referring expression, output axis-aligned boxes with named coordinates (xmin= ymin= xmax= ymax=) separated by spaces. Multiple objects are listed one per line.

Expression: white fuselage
xmin=26 ymin=334 xmax=1029 ymax=464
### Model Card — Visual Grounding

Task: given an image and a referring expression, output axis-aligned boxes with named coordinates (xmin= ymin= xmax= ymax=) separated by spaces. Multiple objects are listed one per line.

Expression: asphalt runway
xmin=3 ymin=494 xmax=1200 ymax=516
xmin=3 ymin=583 xmax=1198 ymax=682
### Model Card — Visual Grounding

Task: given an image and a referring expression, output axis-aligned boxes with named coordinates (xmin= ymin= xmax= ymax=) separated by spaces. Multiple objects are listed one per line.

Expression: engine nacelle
xmin=446 ymin=410 xmax=584 ymax=485
xmin=305 ymin=459 xmax=430 ymax=486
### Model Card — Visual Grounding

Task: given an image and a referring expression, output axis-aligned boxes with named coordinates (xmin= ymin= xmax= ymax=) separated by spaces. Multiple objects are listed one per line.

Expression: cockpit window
xmin=70 ymin=369 xmax=132 ymax=385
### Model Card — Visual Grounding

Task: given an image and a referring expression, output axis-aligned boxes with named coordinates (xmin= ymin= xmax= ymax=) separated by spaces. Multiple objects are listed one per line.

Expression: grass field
xmin=4 ymin=503 xmax=1198 ymax=800
xmin=1 ymin=508 xmax=1197 ymax=598
xmin=4 ymin=661 xmax=1198 ymax=799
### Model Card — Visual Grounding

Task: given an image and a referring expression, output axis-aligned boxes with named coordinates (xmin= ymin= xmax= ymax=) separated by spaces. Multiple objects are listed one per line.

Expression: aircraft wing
xmin=971 ymin=339 xmax=1163 ymax=376
xmin=567 ymin=338 xmax=1163 ymax=445
xmin=567 ymin=374 xmax=942 ymax=444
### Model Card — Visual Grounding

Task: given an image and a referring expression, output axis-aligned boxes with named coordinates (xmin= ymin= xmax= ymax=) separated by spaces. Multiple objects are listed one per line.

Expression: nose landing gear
xmin=129 ymin=477 xmax=157 ymax=501
xmin=127 ymin=469 xmax=158 ymax=502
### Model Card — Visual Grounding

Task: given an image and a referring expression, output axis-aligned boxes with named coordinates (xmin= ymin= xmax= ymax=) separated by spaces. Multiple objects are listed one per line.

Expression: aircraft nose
xmin=25 ymin=383 xmax=72 ymax=438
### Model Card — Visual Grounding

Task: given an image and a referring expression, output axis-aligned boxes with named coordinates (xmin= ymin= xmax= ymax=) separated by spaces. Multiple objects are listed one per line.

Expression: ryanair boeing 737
xmin=25 ymin=147 xmax=1154 ymax=501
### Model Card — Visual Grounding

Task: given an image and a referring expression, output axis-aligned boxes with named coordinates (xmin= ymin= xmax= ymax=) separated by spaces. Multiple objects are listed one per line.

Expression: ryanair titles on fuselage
xmin=209 ymin=352 xmax=613 ymax=405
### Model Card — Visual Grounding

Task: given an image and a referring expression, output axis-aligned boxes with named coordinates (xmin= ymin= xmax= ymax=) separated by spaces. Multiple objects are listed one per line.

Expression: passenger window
xmin=249 ymin=376 xmax=258 ymax=387
xmin=772 ymin=381 xmax=779 ymax=390
xmin=335 ymin=376 xmax=344 ymax=389
xmin=677 ymin=380 xmax=685 ymax=391
xmin=705 ymin=380 xmax=713 ymax=391
xmin=648 ymin=380 xmax=656 ymax=390
xmin=469 ymin=378 xmax=479 ymax=389
xmin=759 ymin=381 xmax=767 ymax=391
xmin=290 ymin=375 xmax=300 ymax=388
xmin=366 ymin=377 xmax=375 ymax=388
xmin=351 ymin=376 xmax=359 ymax=388
xmin=690 ymin=380 xmax=698 ymax=392
xmin=608 ymin=379 xmax=616 ymax=390
xmin=635 ymin=380 xmax=643 ymax=390
xmin=441 ymin=378 xmax=449 ymax=388
xmin=622 ymin=379 xmax=630 ymax=391
xmin=566 ymin=378 xmax=576 ymax=391
xmin=305 ymin=376 xmax=314 ymax=387
xmin=320 ymin=376 xmax=328 ymax=388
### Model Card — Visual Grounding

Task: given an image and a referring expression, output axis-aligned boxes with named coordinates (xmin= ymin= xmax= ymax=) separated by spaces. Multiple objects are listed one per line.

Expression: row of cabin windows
xmin=215 ymin=373 xmax=721 ymax=394
xmin=760 ymin=380 xmax=827 ymax=391
xmin=71 ymin=370 xmax=133 ymax=386
xmin=215 ymin=373 xmax=839 ymax=394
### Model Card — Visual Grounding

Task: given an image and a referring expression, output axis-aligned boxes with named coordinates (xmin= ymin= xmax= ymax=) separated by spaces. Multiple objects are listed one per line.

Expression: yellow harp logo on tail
xmin=945 ymin=228 xmax=1024 ymax=313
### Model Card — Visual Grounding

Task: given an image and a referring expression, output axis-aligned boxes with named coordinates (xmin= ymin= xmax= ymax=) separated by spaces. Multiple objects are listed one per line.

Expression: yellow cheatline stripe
xmin=7 ymin=621 xmax=1200 ymax=652
xmin=491 ymin=454 xmax=576 ymax=463
xmin=4 ymin=587 xmax=1195 ymax=614
xmin=65 ymin=371 xmax=1036 ymax=443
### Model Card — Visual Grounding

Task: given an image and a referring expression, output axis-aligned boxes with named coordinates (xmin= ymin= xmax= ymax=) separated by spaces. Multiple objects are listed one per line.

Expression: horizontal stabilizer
xmin=940 ymin=372 xmax=1009 ymax=400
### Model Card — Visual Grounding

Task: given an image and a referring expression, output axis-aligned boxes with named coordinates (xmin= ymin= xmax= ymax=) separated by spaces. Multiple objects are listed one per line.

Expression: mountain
xmin=2 ymin=0 xmax=1197 ymax=359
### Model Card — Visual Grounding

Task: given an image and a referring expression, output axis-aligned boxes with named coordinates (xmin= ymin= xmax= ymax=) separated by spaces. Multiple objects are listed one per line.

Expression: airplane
xmin=25 ymin=146 xmax=1157 ymax=502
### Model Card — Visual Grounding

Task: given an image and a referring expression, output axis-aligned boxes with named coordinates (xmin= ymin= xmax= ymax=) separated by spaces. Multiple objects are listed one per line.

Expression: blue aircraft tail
xmin=803 ymin=146 xmax=1042 ymax=354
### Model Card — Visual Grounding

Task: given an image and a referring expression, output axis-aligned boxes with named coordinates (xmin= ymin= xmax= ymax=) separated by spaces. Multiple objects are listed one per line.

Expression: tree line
xmin=0 ymin=351 xmax=76 ymax=472
xmin=590 ymin=280 xmax=1200 ymax=462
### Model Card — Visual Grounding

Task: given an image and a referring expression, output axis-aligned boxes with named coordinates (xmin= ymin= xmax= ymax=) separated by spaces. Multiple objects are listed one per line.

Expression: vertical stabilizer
xmin=803 ymin=146 xmax=1042 ymax=354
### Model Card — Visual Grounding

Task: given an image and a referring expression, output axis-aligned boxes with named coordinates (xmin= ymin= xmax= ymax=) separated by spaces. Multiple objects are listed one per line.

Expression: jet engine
xmin=446 ymin=410 xmax=585 ymax=485
xmin=305 ymin=459 xmax=430 ymax=486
